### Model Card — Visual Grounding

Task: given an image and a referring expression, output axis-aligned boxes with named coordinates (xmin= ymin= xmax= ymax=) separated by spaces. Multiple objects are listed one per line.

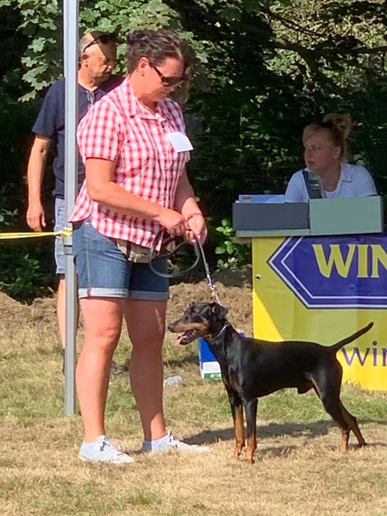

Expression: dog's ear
xmin=210 ymin=302 xmax=228 ymax=320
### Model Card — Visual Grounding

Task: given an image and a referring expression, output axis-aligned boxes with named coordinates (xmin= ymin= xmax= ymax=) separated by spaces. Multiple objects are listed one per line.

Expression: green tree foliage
xmin=266 ymin=0 xmax=387 ymax=192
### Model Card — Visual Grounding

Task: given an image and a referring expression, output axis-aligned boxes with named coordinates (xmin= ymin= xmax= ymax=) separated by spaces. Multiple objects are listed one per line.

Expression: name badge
xmin=166 ymin=131 xmax=193 ymax=152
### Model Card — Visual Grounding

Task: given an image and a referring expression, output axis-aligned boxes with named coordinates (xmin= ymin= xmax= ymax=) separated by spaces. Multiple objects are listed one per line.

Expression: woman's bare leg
xmin=125 ymin=299 xmax=167 ymax=441
xmin=76 ymin=297 xmax=124 ymax=442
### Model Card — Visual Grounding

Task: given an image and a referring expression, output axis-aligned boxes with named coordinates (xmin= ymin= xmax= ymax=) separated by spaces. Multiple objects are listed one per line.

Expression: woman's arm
xmin=353 ymin=166 xmax=378 ymax=197
xmin=174 ymin=168 xmax=207 ymax=243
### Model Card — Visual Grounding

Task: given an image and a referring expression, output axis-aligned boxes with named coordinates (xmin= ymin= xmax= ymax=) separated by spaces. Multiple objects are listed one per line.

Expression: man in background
xmin=26 ymin=31 xmax=122 ymax=368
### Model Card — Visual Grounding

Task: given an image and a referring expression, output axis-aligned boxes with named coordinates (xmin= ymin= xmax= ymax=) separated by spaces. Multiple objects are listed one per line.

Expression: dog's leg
xmin=311 ymin=375 xmax=350 ymax=453
xmin=339 ymin=401 xmax=367 ymax=448
xmin=228 ymin=390 xmax=245 ymax=459
xmin=245 ymin=398 xmax=258 ymax=464
xmin=322 ymin=396 xmax=350 ymax=453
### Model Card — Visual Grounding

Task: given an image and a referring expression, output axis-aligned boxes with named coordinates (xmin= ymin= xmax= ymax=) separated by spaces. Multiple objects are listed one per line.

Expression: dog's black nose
xmin=167 ymin=323 xmax=174 ymax=331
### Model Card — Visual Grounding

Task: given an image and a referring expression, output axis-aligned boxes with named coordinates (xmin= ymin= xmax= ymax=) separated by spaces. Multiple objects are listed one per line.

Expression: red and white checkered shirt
xmin=70 ymin=77 xmax=190 ymax=248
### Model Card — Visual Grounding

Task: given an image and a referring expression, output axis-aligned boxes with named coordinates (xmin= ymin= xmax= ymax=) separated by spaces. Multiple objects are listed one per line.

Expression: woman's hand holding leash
xmin=156 ymin=207 xmax=188 ymax=238
xmin=157 ymin=210 xmax=207 ymax=245
xmin=149 ymin=210 xmax=207 ymax=279
xmin=185 ymin=212 xmax=207 ymax=245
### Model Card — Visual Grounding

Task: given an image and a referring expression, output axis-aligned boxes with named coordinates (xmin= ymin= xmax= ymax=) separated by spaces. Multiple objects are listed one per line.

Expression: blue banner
xmin=268 ymin=235 xmax=387 ymax=308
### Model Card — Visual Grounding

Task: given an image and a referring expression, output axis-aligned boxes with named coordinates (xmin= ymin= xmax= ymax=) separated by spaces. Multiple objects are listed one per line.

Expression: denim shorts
xmin=54 ymin=197 xmax=66 ymax=274
xmin=72 ymin=219 xmax=170 ymax=301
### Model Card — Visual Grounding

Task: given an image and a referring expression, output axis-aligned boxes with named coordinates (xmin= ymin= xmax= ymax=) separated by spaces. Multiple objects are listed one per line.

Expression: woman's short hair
xmin=126 ymin=28 xmax=193 ymax=77
xmin=303 ymin=113 xmax=353 ymax=161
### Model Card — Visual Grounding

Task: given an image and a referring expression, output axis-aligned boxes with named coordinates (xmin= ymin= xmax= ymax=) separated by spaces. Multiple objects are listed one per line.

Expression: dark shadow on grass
xmin=125 ymin=439 xmax=387 ymax=458
xmin=124 ymin=420 xmax=387 ymax=456
xmin=183 ymin=422 xmax=331 ymax=447
xmin=183 ymin=418 xmax=387 ymax=447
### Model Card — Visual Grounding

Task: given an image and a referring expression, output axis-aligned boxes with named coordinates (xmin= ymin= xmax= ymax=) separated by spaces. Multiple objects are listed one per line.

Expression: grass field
xmin=1 ymin=296 xmax=387 ymax=516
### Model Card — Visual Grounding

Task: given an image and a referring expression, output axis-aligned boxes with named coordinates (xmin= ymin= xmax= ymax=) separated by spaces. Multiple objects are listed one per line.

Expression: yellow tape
xmin=0 ymin=227 xmax=73 ymax=240
xmin=62 ymin=227 xmax=73 ymax=237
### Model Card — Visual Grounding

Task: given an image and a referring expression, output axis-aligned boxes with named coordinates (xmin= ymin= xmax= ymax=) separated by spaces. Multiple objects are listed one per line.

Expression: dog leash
xmin=150 ymin=229 xmax=222 ymax=304
xmin=149 ymin=230 xmax=200 ymax=278
xmin=196 ymin=238 xmax=222 ymax=305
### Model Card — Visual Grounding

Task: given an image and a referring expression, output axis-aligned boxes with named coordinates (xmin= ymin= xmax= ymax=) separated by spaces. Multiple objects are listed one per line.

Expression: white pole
xmin=63 ymin=0 xmax=79 ymax=415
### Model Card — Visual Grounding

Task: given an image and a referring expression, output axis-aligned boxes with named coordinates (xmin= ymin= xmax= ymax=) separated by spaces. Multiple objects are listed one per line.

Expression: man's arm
xmin=26 ymin=136 xmax=51 ymax=231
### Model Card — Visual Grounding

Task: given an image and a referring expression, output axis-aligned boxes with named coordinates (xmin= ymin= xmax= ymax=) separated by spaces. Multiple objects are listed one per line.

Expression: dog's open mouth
xmin=174 ymin=329 xmax=202 ymax=346
xmin=168 ymin=321 xmax=208 ymax=346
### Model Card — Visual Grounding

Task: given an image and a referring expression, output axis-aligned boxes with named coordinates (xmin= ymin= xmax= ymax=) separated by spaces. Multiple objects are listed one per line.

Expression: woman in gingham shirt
xmin=71 ymin=29 xmax=209 ymax=463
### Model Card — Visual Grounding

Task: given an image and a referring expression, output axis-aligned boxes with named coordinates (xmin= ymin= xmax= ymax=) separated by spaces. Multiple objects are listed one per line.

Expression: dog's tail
xmin=330 ymin=322 xmax=374 ymax=352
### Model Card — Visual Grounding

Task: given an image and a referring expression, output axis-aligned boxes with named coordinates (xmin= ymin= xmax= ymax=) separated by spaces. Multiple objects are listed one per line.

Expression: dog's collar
xmin=207 ymin=321 xmax=230 ymax=342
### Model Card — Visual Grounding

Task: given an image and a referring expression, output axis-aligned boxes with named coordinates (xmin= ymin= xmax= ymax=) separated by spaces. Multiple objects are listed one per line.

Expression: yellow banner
xmin=252 ymin=236 xmax=387 ymax=391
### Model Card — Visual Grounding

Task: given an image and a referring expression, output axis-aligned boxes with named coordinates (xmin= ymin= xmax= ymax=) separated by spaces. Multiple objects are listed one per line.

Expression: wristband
xmin=186 ymin=212 xmax=203 ymax=222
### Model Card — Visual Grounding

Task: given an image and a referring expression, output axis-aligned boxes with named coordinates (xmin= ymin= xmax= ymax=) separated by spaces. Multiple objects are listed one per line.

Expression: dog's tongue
xmin=173 ymin=330 xmax=199 ymax=346
xmin=175 ymin=335 xmax=184 ymax=346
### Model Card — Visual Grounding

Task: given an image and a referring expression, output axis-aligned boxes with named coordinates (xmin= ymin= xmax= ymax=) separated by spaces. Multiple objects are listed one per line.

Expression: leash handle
xmin=149 ymin=229 xmax=200 ymax=278
xmin=149 ymin=229 xmax=222 ymax=304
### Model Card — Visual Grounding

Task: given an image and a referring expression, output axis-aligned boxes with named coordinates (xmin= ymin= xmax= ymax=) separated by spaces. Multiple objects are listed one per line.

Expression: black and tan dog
xmin=168 ymin=302 xmax=373 ymax=463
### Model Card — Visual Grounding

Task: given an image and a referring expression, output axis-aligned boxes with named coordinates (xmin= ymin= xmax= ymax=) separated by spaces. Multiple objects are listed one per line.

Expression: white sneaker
xmin=142 ymin=431 xmax=210 ymax=453
xmin=79 ymin=435 xmax=134 ymax=464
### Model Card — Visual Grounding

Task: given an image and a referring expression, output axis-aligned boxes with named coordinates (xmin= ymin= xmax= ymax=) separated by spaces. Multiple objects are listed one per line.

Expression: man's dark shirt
xmin=32 ymin=74 xmax=123 ymax=198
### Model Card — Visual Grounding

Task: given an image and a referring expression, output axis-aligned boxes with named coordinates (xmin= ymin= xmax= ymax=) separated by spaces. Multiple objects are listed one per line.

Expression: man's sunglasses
xmin=152 ymin=65 xmax=183 ymax=88
xmin=83 ymin=33 xmax=117 ymax=53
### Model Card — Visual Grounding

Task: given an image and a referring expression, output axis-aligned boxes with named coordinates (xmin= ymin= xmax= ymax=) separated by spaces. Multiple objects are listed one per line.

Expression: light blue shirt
xmin=285 ymin=163 xmax=377 ymax=203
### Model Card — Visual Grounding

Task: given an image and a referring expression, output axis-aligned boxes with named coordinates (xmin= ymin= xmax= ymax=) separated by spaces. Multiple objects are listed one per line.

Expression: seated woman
xmin=285 ymin=113 xmax=377 ymax=202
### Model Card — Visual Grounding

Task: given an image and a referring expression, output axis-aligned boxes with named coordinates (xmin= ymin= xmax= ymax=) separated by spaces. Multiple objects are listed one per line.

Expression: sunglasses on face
xmin=83 ymin=33 xmax=117 ymax=53
xmin=151 ymin=65 xmax=183 ymax=88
